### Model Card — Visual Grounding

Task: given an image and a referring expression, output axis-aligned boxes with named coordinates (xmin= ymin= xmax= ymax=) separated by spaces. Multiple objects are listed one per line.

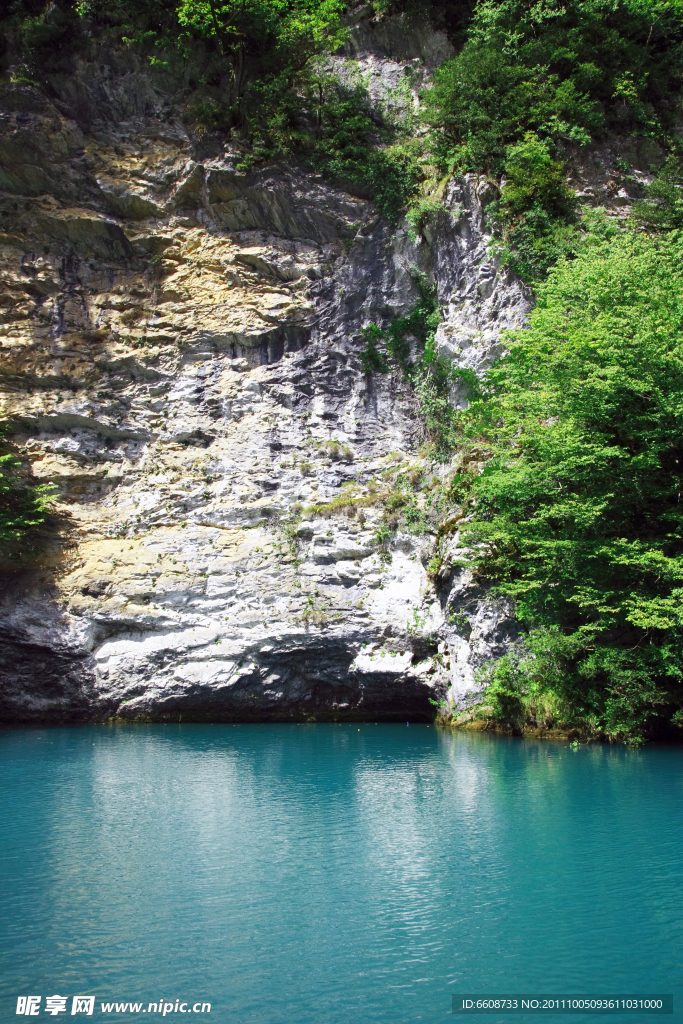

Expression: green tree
xmin=176 ymin=0 xmax=345 ymax=119
xmin=492 ymin=133 xmax=582 ymax=282
xmin=633 ymin=156 xmax=683 ymax=232
xmin=453 ymin=231 xmax=683 ymax=742
xmin=301 ymin=79 xmax=422 ymax=222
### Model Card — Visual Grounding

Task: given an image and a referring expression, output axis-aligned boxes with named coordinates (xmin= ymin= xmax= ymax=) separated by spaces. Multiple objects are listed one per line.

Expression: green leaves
xmin=176 ymin=0 xmax=345 ymax=56
xmin=421 ymin=1 xmax=606 ymax=175
xmin=421 ymin=0 xmax=683 ymax=223
xmin=500 ymin=134 xmax=577 ymax=219
xmin=633 ymin=157 xmax=683 ymax=232
xmin=301 ymin=80 xmax=422 ymax=223
xmin=0 ymin=446 xmax=56 ymax=544
xmin=489 ymin=133 xmax=581 ymax=281
xmin=175 ymin=0 xmax=346 ymax=118
xmin=456 ymin=232 xmax=683 ymax=740
xmin=360 ymin=325 xmax=389 ymax=375
xmin=419 ymin=0 xmax=683 ymax=281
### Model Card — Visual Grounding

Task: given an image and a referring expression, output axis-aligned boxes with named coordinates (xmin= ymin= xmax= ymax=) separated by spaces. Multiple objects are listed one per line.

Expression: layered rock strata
xmin=0 ymin=33 xmax=530 ymax=722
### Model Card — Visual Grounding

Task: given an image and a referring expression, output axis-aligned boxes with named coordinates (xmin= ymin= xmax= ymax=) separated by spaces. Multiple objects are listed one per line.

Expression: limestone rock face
xmin=0 ymin=38 xmax=529 ymax=723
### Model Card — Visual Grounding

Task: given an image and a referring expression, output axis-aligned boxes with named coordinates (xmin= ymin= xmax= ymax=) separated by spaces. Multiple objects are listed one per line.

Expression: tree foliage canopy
xmin=423 ymin=0 xmax=683 ymax=175
xmin=174 ymin=0 xmax=346 ymax=110
xmin=452 ymin=231 xmax=683 ymax=741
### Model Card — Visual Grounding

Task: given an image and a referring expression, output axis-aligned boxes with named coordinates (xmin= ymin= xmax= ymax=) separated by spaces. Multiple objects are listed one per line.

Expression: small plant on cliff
xmin=0 ymin=430 xmax=56 ymax=544
xmin=360 ymin=280 xmax=477 ymax=460
xmin=279 ymin=505 xmax=303 ymax=561
xmin=360 ymin=325 xmax=389 ymax=375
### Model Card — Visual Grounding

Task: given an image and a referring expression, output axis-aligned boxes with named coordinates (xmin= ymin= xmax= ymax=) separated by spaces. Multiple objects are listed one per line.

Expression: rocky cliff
xmin=0 ymin=19 xmax=535 ymax=722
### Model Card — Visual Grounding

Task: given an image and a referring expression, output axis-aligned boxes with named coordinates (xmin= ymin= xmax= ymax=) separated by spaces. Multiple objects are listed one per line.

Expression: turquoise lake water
xmin=1 ymin=725 xmax=682 ymax=1023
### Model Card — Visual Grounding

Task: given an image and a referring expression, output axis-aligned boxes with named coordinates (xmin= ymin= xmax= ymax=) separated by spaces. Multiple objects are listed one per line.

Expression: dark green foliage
xmin=452 ymin=231 xmax=683 ymax=743
xmin=385 ymin=287 xmax=441 ymax=368
xmin=360 ymin=281 xmax=441 ymax=380
xmin=420 ymin=0 xmax=683 ymax=281
xmin=491 ymin=133 xmax=582 ymax=282
xmin=175 ymin=0 xmax=347 ymax=122
xmin=331 ymin=143 xmax=421 ymax=226
xmin=0 ymin=433 xmax=55 ymax=544
xmin=423 ymin=38 xmax=599 ymax=175
xmin=189 ymin=97 xmax=234 ymax=135
xmin=413 ymin=334 xmax=458 ymax=460
xmin=0 ymin=0 xmax=50 ymax=16
xmin=633 ymin=156 xmax=683 ymax=232
xmin=423 ymin=0 xmax=683 ymax=177
xmin=0 ymin=0 xmax=85 ymax=79
xmin=493 ymin=143 xmax=624 ymax=283
xmin=369 ymin=0 xmax=476 ymax=44
xmin=360 ymin=324 xmax=389 ymax=375
xmin=495 ymin=207 xmax=584 ymax=284
xmin=499 ymin=133 xmax=577 ymax=221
